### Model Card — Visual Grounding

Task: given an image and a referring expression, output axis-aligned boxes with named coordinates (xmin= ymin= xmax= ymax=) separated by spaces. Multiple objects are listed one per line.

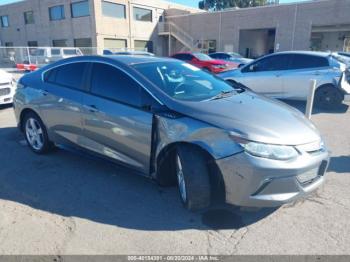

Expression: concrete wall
xmin=0 ymin=0 xmax=199 ymax=55
xmin=167 ymin=0 xmax=350 ymax=55
xmin=0 ymin=0 xmax=97 ymax=47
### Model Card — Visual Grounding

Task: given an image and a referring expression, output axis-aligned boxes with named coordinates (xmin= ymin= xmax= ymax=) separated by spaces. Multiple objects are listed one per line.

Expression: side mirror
xmin=238 ymin=63 xmax=244 ymax=68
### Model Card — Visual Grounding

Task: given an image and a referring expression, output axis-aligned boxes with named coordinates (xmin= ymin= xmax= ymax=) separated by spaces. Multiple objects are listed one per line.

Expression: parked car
xmin=209 ymin=52 xmax=253 ymax=66
xmin=171 ymin=52 xmax=238 ymax=74
xmin=219 ymin=51 xmax=350 ymax=109
xmin=14 ymin=56 xmax=329 ymax=210
xmin=103 ymin=50 xmax=155 ymax=57
xmin=28 ymin=47 xmax=83 ymax=66
xmin=0 ymin=69 xmax=15 ymax=105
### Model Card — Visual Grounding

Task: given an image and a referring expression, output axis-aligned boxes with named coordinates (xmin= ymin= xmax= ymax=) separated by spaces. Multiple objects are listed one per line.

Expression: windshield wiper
xmin=208 ymin=90 xmax=236 ymax=101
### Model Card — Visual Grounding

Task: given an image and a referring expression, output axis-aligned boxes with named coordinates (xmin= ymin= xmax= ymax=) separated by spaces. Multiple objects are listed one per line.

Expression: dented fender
xmin=154 ymin=114 xmax=243 ymax=164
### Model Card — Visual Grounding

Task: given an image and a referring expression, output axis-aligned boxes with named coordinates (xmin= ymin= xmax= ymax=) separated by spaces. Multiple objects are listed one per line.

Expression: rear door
xmin=40 ymin=62 xmax=89 ymax=144
xmin=80 ymin=62 xmax=154 ymax=174
xmin=282 ymin=54 xmax=330 ymax=100
xmin=238 ymin=54 xmax=291 ymax=97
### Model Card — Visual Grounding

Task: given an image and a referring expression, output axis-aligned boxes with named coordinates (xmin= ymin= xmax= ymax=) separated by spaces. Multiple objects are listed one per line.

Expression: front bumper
xmin=216 ymin=147 xmax=330 ymax=207
xmin=0 ymin=84 xmax=15 ymax=105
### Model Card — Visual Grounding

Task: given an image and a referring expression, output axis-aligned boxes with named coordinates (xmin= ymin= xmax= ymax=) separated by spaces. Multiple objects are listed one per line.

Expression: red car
xmin=171 ymin=52 xmax=238 ymax=74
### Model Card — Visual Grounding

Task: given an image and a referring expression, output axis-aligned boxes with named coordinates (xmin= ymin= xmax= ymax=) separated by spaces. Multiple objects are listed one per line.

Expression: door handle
xmin=40 ymin=89 xmax=48 ymax=96
xmin=84 ymin=104 xmax=98 ymax=113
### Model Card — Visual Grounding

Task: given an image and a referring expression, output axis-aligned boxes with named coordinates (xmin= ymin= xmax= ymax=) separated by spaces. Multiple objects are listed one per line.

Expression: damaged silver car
xmin=13 ymin=56 xmax=330 ymax=210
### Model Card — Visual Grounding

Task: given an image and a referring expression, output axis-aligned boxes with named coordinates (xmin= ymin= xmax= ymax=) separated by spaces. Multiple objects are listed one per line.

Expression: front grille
xmin=0 ymin=82 xmax=10 ymax=87
xmin=0 ymin=88 xmax=11 ymax=96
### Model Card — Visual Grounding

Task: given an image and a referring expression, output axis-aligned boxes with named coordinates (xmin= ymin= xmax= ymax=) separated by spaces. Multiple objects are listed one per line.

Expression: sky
xmin=0 ymin=0 xmax=310 ymax=8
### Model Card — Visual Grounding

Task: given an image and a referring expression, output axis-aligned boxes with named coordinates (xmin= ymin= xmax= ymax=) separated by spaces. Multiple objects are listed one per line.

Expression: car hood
xmin=0 ymin=70 xmax=12 ymax=83
xmin=174 ymin=92 xmax=321 ymax=146
xmin=217 ymin=69 xmax=241 ymax=78
xmin=207 ymin=59 xmax=230 ymax=65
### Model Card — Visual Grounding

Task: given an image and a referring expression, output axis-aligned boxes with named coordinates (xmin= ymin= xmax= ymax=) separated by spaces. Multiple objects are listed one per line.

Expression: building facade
xmin=165 ymin=0 xmax=350 ymax=57
xmin=0 ymin=0 xmax=199 ymax=55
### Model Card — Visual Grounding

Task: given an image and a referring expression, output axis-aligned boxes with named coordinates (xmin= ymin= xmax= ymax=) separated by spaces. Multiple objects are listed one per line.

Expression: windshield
xmin=333 ymin=54 xmax=350 ymax=65
xmin=228 ymin=52 xmax=242 ymax=58
xmin=193 ymin=53 xmax=213 ymax=61
xmin=133 ymin=61 xmax=236 ymax=101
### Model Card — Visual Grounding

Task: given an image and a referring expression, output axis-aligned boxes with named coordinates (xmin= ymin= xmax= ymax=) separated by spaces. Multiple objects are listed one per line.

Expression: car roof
xmin=49 ymin=55 xmax=176 ymax=66
xmin=275 ymin=51 xmax=331 ymax=57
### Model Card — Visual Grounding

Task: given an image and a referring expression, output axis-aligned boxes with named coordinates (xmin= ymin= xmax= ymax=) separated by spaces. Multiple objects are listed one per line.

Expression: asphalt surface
xmin=0 ymin=101 xmax=349 ymax=255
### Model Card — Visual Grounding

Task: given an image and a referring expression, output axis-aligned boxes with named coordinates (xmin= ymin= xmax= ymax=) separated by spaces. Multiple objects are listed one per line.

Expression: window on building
xmin=49 ymin=5 xmax=65 ymax=21
xmin=0 ymin=16 xmax=9 ymax=27
xmin=102 ymin=1 xmax=126 ymax=19
xmin=74 ymin=38 xmax=92 ymax=54
xmin=133 ymin=7 xmax=152 ymax=22
xmin=104 ymin=38 xmax=127 ymax=50
xmin=45 ymin=63 xmax=88 ymax=90
xmin=24 ymin=11 xmax=34 ymax=24
xmin=71 ymin=1 xmax=90 ymax=18
xmin=5 ymin=42 xmax=13 ymax=47
xmin=74 ymin=38 xmax=92 ymax=47
xmin=52 ymin=39 xmax=68 ymax=47
xmin=90 ymin=63 xmax=141 ymax=107
xmin=27 ymin=41 xmax=38 ymax=47
xmin=134 ymin=40 xmax=153 ymax=53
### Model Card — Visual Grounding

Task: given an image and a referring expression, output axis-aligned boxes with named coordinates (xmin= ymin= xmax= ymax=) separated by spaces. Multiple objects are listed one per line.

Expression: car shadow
xmin=0 ymin=126 xmax=277 ymax=231
xmin=328 ymin=156 xmax=350 ymax=174
xmin=280 ymin=99 xmax=349 ymax=115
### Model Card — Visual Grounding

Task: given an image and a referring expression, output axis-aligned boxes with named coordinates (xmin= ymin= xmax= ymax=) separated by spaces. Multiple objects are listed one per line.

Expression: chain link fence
xmin=0 ymin=46 xmax=147 ymax=76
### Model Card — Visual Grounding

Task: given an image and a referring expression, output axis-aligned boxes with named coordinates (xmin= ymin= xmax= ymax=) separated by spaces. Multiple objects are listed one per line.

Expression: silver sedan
xmin=13 ymin=55 xmax=329 ymax=210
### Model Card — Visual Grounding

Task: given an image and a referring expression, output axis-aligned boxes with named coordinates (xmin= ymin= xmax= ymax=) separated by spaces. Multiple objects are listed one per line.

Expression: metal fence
xmin=0 ymin=46 xmax=147 ymax=73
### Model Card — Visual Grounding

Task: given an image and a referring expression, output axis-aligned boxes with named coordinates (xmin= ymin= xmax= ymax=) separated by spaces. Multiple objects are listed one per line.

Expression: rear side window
xmin=45 ymin=62 xmax=87 ymax=90
xmin=90 ymin=63 xmax=141 ymax=107
xmin=290 ymin=54 xmax=329 ymax=69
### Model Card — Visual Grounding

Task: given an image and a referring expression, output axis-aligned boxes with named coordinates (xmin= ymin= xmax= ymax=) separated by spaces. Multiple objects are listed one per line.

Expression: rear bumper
xmin=216 ymin=149 xmax=330 ymax=207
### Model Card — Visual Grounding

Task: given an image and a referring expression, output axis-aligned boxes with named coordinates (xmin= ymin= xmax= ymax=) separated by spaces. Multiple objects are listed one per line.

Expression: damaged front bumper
xmin=216 ymin=145 xmax=330 ymax=207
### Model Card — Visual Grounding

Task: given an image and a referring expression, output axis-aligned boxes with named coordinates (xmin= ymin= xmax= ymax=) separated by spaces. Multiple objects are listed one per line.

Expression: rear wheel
xmin=315 ymin=85 xmax=344 ymax=110
xmin=23 ymin=112 xmax=52 ymax=154
xmin=175 ymin=145 xmax=211 ymax=211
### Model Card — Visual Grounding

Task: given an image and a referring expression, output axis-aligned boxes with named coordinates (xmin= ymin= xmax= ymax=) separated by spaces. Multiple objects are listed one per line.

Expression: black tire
xmin=23 ymin=112 xmax=52 ymax=154
xmin=156 ymin=149 xmax=177 ymax=187
xmin=315 ymin=85 xmax=344 ymax=110
xmin=175 ymin=145 xmax=211 ymax=211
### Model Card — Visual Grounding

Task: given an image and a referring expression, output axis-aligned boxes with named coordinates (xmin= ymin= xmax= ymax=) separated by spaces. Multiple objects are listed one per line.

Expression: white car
xmin=219 ymin=51 xmax=350 ymax=109
xmin=0 ymin=69 xmax=15 ymax=105
xmin=28 ymin=47 xmax=83 ymax=66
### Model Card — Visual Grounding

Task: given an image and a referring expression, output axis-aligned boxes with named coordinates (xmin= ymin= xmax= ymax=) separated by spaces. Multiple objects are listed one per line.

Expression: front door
xmin=80 ymin=62 xmax=154 ymax=174
xmin=238 ymin=54 xmax=291 ymax=98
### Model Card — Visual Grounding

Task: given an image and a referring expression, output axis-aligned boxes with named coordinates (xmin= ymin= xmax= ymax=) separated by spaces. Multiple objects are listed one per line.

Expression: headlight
xmin=241 ymin=142 xmax=298 ymax=160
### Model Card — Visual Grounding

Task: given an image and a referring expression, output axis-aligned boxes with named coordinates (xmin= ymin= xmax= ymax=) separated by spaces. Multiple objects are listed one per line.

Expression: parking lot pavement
xmin=0 ymin=102 xmax=349 ymax=255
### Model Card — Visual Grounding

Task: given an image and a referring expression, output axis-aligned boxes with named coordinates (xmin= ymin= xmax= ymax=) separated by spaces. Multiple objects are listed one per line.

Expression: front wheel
xmin=314 ymin=85 xmax=344 ymax=110
xmin=24 ymin=112 xmax=52 ymax=154
xmin=175 ymin=145 xmax=211 ymax=211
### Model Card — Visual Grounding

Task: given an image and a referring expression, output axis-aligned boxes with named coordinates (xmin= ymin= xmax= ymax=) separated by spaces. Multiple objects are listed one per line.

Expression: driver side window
xmin=242 ymin=54 xmax=291 ymax=73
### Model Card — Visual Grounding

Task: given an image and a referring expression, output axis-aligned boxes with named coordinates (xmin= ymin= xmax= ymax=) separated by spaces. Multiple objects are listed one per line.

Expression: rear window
xmin=290 ymin=54 xmax=329 ymax=69
xmin=44 ymin=62 xmax=87 ymax=90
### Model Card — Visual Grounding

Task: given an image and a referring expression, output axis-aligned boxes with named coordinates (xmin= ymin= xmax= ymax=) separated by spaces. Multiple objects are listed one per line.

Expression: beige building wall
xmin=167 ymin=0 xmax=350 ymax=55
xmin=0 ymin=0 xmax=97 ymax=47
xmin=0 ymin=0 xmax=199 ymax=55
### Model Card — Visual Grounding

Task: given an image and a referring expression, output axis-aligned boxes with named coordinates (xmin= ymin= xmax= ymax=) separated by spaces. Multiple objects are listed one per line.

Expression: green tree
xmin=198 ymin=0 xmax=279 ymax=11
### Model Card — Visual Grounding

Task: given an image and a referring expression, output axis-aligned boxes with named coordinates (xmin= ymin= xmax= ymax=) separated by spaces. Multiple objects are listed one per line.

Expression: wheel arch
xmin=19 ymin=108 xmax=42 ymax=132
xmin=155 ymin=141 xmax=226 ymax=202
